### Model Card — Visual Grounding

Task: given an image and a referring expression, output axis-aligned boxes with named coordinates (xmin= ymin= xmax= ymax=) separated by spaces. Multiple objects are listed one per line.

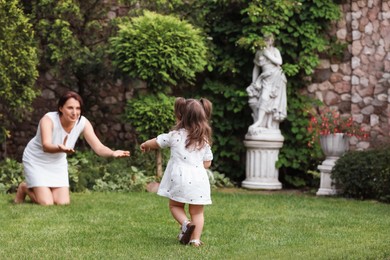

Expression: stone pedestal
xmin=316 ymin=163 xmax=337 ymax=196
xmin=242 ymin=131 xmax=284 ymax=190
xmin=316 ymin=134 xmax=349 ymax=196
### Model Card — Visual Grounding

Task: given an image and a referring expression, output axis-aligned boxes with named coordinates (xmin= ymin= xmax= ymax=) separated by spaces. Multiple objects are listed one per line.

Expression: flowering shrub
xmin=308 ymin=108 xmax=369 ymax=146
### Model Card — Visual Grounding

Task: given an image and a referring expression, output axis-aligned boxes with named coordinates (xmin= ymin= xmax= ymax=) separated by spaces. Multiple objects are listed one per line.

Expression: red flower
xmin=307 ymin=108 xmax=369 ymax=147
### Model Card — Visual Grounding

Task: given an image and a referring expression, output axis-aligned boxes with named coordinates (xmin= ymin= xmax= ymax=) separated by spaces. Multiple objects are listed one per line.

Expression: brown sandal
xmin=179 ymin=223 xmax=196 ymax=245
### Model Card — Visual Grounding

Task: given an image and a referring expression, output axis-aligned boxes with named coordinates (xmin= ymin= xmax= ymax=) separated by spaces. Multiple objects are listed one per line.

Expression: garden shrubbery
xmin=332 ymin=148 xmax=390 ymax=203
xmin=0 ymin=158 xmax=24 ymax=194
xmin=0 ymin=150 xmax=234 ymax=194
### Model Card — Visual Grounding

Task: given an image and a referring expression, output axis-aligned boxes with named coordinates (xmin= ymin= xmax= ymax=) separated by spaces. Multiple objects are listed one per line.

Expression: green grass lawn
xmin=1 ymin=189 xmax=389 ymax=259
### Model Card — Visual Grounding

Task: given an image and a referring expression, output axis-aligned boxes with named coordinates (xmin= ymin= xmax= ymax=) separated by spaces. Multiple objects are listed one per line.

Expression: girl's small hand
xmin=140 ymin=142 xmax=148 ymax=153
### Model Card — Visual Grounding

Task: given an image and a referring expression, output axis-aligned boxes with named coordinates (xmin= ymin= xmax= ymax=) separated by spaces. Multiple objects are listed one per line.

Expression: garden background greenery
xmin=1 ymin=0 xmax=345 ymax=188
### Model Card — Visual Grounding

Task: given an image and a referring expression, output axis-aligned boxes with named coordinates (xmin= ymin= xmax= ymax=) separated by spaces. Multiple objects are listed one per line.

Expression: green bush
xmin=332 ymin=148 xmax=390 ymax=203
xmin=124 ymin=93 xmax=176 ymax=142
xmin=0 ymin=149 xmax=235 ymax=194
xmin=0 ymin=0 xmax=39 ymax=141
xmin=68 ymin=150 xmax=157 ymax=192
xmin=109 ymin=10 xmax=208 ymax=93
xmin=0 ymin=158 xmax=24 ymax=194
xmin=124 ymin=93 xmax=176 ymax=177
xmin=93 ymin=166 xmax=154 ymax=192
xmin=68 ymin=150 xmax=108 ymax=192
xmin=207 ymin=169 xmax=235 ymax=189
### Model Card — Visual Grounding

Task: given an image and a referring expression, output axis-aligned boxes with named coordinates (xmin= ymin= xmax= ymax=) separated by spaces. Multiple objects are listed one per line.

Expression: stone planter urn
xmin=316 ymin=133 xmax=349 ymax=196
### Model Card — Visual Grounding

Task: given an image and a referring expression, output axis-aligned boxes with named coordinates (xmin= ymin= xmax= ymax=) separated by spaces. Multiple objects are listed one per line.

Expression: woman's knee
xmin=52 ymin=187 xmax=70 ymax=205
xmin=33 ymin=187 xmax=54 ymax=205
xmin=54 ymin=197 xmax=70 ymax=205
xmin=36 ymin=197 xmax=54 ymax=206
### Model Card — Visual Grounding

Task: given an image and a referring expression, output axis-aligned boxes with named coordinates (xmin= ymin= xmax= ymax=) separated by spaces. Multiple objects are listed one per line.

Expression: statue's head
xmin=263 ymin=33 xmax=274 ymax=47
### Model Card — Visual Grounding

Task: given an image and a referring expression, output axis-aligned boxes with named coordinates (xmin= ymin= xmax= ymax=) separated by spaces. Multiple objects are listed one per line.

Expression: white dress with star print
xmin=156 ymin=128 xmax=213 ymax=205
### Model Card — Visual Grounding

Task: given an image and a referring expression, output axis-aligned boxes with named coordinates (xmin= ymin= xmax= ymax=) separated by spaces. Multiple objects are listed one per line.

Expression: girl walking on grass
xmin=140 ymin=98 xmax=213 ymax=247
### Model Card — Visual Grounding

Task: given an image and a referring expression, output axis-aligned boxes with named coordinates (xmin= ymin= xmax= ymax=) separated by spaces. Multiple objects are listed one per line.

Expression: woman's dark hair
xmin=57 ymin=91 xmax=84 ymax=117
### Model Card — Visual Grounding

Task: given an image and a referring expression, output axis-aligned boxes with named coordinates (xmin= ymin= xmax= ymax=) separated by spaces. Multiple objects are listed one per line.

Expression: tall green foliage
xmin=21 ymin=0 xmax=114 ymax=95
xmin=240 ymin=0 xmax=341 ymax=76
xmin=109 ymin=11 xmax=208 ymax=93
xmin=124 ymin=93 xmax=176 ymax=177
xmin=201 ymin=80 xmax=249 ymax=179
xmin=124 ymin=94 xmax=176 ymax=142
xmin=0 ymin=0 xmax=39 ymax=142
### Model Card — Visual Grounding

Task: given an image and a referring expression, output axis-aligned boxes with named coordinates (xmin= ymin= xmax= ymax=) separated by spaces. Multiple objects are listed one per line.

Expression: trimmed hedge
xmin=332 ymin=148 xmax=390 ymax=203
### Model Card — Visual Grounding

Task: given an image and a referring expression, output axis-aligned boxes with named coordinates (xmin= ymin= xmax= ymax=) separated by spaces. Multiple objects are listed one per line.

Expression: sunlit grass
xmin=1 ymin=189 xmax=389 ymax=259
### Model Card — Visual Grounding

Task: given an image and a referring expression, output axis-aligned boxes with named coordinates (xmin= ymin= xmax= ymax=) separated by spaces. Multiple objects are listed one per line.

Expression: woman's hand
xmin=58 ymin=144 xmax=75 ymax=154
xmin=112 ymin=150 xmax=130 ymax=158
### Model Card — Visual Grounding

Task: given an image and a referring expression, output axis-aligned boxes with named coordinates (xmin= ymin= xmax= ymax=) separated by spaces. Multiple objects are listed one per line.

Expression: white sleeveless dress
xmin=156 ymin=129 xmax=213 ymax=205
xmin=22 ymin=112 xmax=86 ymax=188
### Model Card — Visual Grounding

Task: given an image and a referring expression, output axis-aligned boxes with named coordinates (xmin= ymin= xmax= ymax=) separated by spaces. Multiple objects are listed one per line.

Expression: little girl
xmin=140 ymin=98 xmax=213 ymax=247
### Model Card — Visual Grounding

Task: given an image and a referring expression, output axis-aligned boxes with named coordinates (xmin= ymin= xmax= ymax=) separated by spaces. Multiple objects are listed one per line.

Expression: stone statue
xmin=246 ymin=34 xmax=287 ymax=136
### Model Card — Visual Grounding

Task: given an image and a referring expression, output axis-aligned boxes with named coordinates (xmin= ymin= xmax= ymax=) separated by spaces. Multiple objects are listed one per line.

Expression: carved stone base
xmin=316 ymin=134 xmax=348 ymax=196
xmin=242 ymin=133 xmax=284 ymax=190
xmin=316 ymin=156 xmax=339 ymax=196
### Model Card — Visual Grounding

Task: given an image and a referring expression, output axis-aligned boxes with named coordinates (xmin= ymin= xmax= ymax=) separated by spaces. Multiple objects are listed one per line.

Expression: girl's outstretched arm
xmin=203 ymin=160 xmax=212 ymax=169
xmin=140 ymin=138 xmax=160 ymax=152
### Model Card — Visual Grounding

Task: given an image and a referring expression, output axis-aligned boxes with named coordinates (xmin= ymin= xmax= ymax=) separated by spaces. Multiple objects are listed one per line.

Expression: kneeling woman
xmin=14 ymin=91 xmax=130 ymax=205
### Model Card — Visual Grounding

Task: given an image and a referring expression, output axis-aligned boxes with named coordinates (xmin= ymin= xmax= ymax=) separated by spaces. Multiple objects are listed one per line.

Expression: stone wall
xmin=305 ymin=0 xmax=390 ymax=150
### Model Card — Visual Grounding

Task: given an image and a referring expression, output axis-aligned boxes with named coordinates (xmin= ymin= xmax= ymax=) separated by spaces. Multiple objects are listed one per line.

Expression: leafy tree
xmin=0 ymin=0 xmax=39 ymax=143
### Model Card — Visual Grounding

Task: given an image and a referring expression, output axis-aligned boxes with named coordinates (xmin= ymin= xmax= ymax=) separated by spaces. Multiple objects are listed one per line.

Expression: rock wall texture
xmin=305 ymin=0 xmax=390 ymax=150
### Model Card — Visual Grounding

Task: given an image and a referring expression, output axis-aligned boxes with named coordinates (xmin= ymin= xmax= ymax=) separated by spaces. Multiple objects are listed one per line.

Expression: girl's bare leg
xmin=189 ymin=204 xmax=204 ymax=241
xmin=170 ymin=199 xmax=196 ymax=244
xmin=169 ymin=199 xmax=188 ymax=225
